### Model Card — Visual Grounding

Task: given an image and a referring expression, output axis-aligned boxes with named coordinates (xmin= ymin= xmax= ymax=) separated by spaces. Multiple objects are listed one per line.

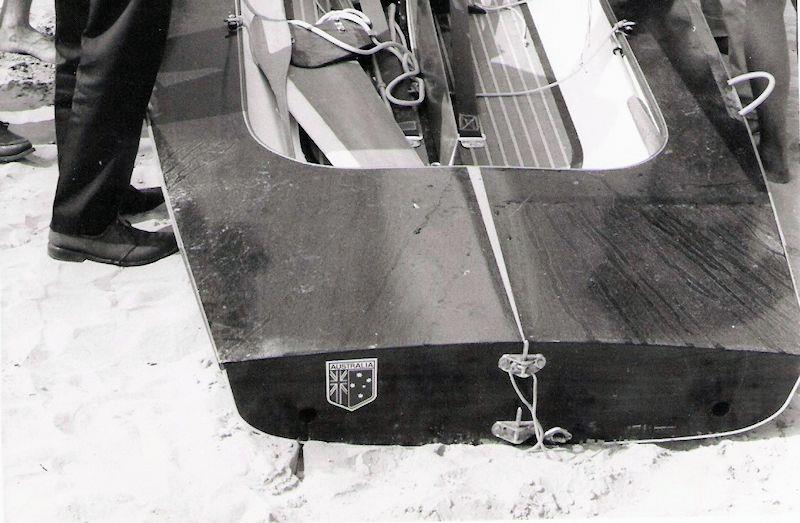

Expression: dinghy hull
xmin=150 ymin=0 xmax=800 ymax=444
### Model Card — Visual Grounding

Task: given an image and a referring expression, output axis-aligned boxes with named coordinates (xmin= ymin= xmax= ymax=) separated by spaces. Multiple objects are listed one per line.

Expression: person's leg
xmin=744 ymin=0 xmax=791 ymax=181
xmin=721 ymin=0 xmax=748 ymax=77
xmin=51 ymin=0 xmax=172 ymax=236
xmin=0 ymin=0 xmax=56 ymax=63
xmin=702 ymin=0 xmax=729 ymax=53
xmin=53 ymin=0 xmax=85 ymax=157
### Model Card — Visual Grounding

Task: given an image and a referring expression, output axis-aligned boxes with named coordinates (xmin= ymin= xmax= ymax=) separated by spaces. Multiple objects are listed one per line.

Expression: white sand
xmin=2 ymin=1 xmax=800 ymax=521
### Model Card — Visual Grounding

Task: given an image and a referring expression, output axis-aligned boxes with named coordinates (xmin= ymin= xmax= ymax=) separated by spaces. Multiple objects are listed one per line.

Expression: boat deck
xmin=459 ymin=8 xmax=579 ymax=168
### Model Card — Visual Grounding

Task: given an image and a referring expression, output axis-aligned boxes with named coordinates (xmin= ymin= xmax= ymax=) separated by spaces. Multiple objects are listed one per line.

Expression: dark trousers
xmin=51 ymin=0 xmax=171 ymax=235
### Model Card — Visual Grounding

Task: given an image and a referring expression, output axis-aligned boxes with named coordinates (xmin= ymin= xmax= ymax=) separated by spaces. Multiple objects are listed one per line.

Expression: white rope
xmin=476 ymin=14 xmax=635 ymax=98
xmin=727 ymin=71 xmax=776 ymax=117
xmin=467 ymin=164 xmax=571 ymax=449
xmin=508 ymin=371 xmax=546 ymax=449
xmin=240 ymin=0 xmax=424 ymax=108
xmin=384 ymin=3 xmax=425 ymax=107
xmin=475 ymin=0 xmax=530 ymax=12
xmin=471 ymin=1 xmax=530 ymax=36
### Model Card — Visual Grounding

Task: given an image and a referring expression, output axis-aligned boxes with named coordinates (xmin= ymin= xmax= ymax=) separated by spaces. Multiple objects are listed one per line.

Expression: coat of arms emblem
xmin=326 ymin=358 xmax=377 ymax=411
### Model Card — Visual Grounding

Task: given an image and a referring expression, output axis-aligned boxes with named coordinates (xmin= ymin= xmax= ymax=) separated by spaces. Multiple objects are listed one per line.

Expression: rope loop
xmin=240 ymin=0 xmax=425 ymax=108
xmin=475 ymin=0 xmax=636 ymax=99
xmin=727 ymin=71 xmax=776 ymax=117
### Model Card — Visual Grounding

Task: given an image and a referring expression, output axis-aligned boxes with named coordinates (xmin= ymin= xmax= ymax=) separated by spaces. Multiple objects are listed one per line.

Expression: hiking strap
xmin=449 ymin=0 xmax=485 ymax=147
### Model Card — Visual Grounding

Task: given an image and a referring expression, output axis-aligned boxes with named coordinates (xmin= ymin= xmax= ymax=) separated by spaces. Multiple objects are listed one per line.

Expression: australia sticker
xmin=326 ymin=358 xmax=377 ymax=411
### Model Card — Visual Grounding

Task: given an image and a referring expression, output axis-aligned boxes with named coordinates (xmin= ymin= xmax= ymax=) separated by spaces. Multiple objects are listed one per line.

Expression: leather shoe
xmin=120 ymin=185 xmax=166 ymax=215
xmin=0 ymin=121 xmax=34 ymax=163
xmin=48 ymin=217 xmax=179 ymax=266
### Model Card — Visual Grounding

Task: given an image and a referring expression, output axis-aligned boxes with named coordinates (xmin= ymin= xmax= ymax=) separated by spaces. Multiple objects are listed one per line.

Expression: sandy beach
xmin=2 ymin=1 xmax=800 ymax=521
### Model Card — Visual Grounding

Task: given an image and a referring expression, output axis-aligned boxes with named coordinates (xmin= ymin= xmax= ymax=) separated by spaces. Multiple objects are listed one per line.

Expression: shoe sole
xmin=47 ymin=243 xmax=179 ymax=267
xmin=0 ymin=147 xmax=34 ymax=163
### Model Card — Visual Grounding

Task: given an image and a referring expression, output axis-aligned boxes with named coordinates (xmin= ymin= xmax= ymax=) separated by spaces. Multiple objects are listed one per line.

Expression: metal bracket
xmin=498 ymin=353 xmax=546 ymax=378
xmin=492 ymin=408 xmax=538 ymax=445
xmin=493 ymin=352 xmax=573 ymax=446
xmin=405 ymin=135 xmax=424 ymax=148
xmin=224 ymin=14 xmax=244 ymax=33
xmin=493 ymin=353 xmax=546 ymax=445
xmin=458 ymin=135 xmax=487 ymax=149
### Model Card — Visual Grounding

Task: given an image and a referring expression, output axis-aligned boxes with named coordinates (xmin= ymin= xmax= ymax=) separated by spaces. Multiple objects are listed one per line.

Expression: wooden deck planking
xmin=494 ymin=12 xmax=557 ymax=166
xmin=481 ymin=0 xmax=800 ymax=353
xmin=463 ymin=10 xmax=574 ymax=168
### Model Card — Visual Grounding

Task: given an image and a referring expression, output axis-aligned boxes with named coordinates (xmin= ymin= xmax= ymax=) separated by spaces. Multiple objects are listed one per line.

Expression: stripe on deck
xmin=462 ymin=10 xmax=574 ymax=168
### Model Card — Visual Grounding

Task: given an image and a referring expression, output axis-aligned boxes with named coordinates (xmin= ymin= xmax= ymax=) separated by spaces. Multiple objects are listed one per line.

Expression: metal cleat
xmin=492 ymin=408 xmax=537 ymax=445
xmin=498 ymin=353 xmax=546 ymax=378
xmin=492 ymin=352 xmax=572 ymax=447
xmin=458 ymin=135 xmax=487 ymax=149
xmin=224 ymin=14 xmax=243 ymax=33
xmin=405 ymin=135 xmax=424 ymax=148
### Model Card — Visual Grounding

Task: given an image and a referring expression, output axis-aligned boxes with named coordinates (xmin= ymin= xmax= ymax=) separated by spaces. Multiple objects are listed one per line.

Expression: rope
xmin=470 ymin=1 xmax=530 ymax=38
xmin=468 ymin=170 xmax=569 ymax=449
xmin=473 ymin=0 xmax=530 ymax=12
xmin=383 ymin=3 xmax=425 ymax=107
xmin=727 ymin=71 xmax=776 ymax=117
xmin=475 ymin=1 xmax=635 ymax=99
xmin=509 ymin=372 xmax=546 ymax=449
xmin=239 ymin=0 xmax=424 ymax=108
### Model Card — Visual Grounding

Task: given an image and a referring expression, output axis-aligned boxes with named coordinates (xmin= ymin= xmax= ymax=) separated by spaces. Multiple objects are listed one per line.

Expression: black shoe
xmin=0 ymin=121 xmax=34 ymax=163
xmin=120 ymin=185 xmax=166 ymax=215
xmin=48 ymin=217 xmax=179 ymax=266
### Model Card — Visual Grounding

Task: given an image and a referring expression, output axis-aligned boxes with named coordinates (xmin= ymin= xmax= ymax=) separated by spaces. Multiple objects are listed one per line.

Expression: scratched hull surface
xmin=150 ymin=0 xmax=800 ymax=444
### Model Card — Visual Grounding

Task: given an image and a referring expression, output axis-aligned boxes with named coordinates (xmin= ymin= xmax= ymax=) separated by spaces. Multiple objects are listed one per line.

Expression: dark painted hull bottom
xmin=225 ymin=344 xmax=800 ymax=445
